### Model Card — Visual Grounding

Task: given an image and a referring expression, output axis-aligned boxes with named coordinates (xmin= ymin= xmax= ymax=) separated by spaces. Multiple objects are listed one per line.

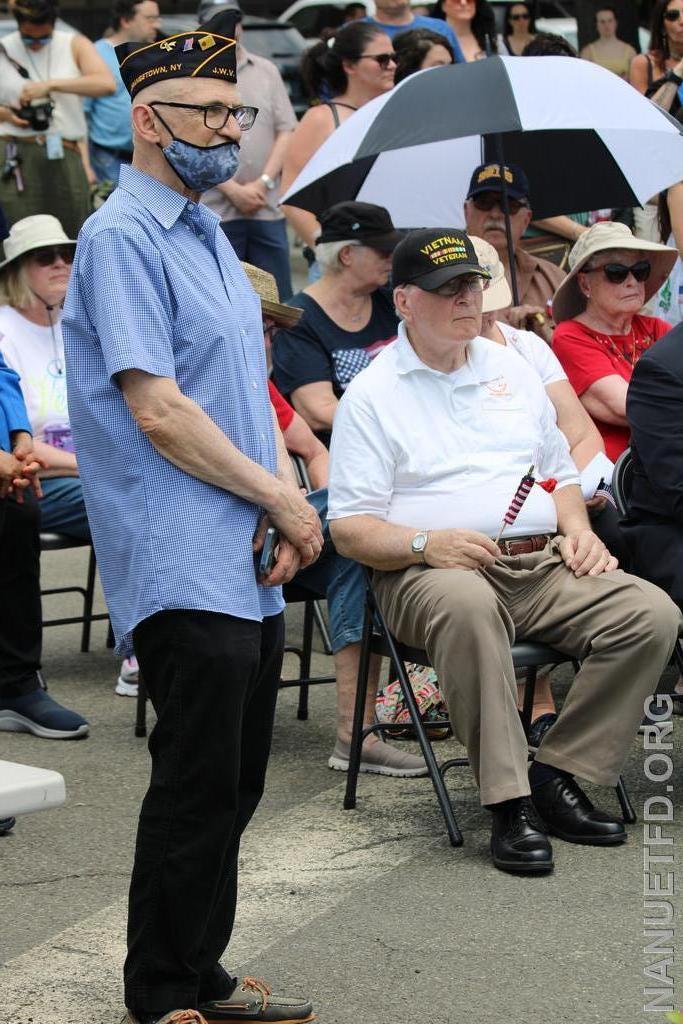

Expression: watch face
xmin=412 ymin=533 xmax=427 ymax=552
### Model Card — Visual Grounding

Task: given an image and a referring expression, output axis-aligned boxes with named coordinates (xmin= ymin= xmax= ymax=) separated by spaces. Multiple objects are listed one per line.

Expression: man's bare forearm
xmin=553 ymin=483 xmax=591 ymax=536
xmin=272 ymin=406 xmax=299 ymax=488
xmin=120 ymin=371 xmax=287 ymax=512
xmin=330 ymin=514 xmax=421 ymax=570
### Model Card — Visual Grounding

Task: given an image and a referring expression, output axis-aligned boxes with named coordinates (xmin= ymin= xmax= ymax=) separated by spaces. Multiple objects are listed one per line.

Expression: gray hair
xmin=581 ymin=247 xmax=645 ymax=272
xmin=314 ymin=239 xmax=361 ymax=274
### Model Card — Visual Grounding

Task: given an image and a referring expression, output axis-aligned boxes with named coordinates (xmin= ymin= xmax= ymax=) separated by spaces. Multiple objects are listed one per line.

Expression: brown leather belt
xmin=498 ymin=534 xmax=551 ymax=557
xmin=4 ymin=135 xmax=79 ymax=152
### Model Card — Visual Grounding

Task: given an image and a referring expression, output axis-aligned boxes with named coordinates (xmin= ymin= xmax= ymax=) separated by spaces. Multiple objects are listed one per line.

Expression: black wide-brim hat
xmin=116 ymin=10 xmax=239 ymax=99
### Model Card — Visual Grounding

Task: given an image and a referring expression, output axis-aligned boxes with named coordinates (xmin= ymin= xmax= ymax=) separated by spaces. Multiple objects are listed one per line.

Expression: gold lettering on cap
xmin=159 ymin=39 xmax=176 ymax=51
xmin=477 ymin=164 xmax=513 ymax=185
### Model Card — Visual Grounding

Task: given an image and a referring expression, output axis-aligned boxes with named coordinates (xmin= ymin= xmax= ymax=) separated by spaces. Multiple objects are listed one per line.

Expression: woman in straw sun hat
xmin=551 ymin=221 xmax=678 ymax=463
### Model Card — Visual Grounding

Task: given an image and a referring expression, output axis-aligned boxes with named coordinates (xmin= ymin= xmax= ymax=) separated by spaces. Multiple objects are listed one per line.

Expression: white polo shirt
xmin=328 ymin=322 xmax=580 ymax=539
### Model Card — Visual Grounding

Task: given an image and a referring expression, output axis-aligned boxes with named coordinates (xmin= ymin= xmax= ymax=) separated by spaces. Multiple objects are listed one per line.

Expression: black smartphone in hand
xmin=258 ymin=527 xmax=279 ymax=576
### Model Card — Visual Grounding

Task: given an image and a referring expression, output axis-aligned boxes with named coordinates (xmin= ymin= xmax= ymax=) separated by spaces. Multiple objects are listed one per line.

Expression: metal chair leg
xmin=312 ymin=600 xmax=333 ymax=656
xmin=520 ymin=665 xmax=537 ymax=738
xmin=384 ymin=626 xmax=463 ymax=848
xmin=297 ymin=602 xmax=314 ymax=721
xmin=106 ymin=622 xmax=115 ymax=649
xmin=344 ymin=602 xmax=374 ymax=811
xmin=616 ymin=775 xmax=636 ymax=824
xmin=80 ymin=547 xmax=97 ymax=653
xmin=135 ymin=673 xmax=147 ymax=738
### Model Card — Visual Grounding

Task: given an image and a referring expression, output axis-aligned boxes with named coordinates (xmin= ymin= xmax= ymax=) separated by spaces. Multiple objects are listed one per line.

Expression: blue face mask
xmin=153 ymin=110 xmax=240 ymax=192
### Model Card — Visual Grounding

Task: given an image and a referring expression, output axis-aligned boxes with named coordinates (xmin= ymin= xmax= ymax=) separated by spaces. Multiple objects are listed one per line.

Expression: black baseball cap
xmin=466 ymin=162 xmax=530 ymax=201
xmin=317 ymin=201 xmax=403 ymax=251
xmin=392 ymin=228 xmax=490 ymax=291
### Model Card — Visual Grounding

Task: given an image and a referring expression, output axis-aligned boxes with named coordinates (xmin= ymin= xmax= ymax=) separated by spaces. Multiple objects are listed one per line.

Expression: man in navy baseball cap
xmin=464 ymin=161 xmax=565 ymax=342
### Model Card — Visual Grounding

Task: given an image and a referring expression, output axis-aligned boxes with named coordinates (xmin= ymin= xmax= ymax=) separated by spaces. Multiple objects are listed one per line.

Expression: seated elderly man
xmin=464 ymin=162 xmax=566 ymax=343
xmin=327 ymin=228 xmax=681 ymax=874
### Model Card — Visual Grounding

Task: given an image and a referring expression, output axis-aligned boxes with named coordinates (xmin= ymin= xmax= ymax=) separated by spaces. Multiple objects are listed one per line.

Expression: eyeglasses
xmin=510 ymin=12 xmax=531 ymax=20
xmin=357 ymin=52 xmax=397 ymax=68
xmin=471 ymin=193 xmax=529 ymax=215
xmin=584 ymin=260 xmax=652 ymax=284
xmin=432 ymin=275 xmax=488 ymax=298
xmin=664 ymin=8 xmax=682 ymax=21
xmin=150 ymin=101 xmax=258 ymax=131
xmin=31 ymin=246 xmax=74 ymax=266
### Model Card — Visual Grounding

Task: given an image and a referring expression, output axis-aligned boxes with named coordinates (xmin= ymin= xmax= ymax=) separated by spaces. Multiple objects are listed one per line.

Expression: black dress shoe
xmin=527 ymin=712 xmax=557 ymax=748
xmin=0 ymin=816 xmax=15 ymax=835
xmin=490 ymin=797 xmax=554 ymax=874
xmin=531 ymin=775 xmax=626 ymax=846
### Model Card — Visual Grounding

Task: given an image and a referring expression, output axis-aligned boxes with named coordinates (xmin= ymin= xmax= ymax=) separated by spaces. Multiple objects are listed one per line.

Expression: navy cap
xmin=116 ymin=10 xmax=239 ymax=99
xmin=466 ymin=162 xmax=530 ymax=201
xmin=392 ymin=228 xmax=491 ymax=291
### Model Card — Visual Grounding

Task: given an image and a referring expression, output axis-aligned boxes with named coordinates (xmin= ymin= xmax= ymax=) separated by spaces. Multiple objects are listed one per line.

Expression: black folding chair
xmin=40 ymin=533 xmax=109 ymax=652
xmin=344 ymin=574 xmax=636 ymax=847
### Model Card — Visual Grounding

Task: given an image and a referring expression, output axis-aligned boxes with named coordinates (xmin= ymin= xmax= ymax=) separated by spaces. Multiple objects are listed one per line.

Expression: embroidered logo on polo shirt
xmin=483 ymin=375 xmax=512 ymax=397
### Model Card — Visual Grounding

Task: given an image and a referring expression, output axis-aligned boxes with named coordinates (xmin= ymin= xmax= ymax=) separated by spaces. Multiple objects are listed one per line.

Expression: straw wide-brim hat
xmin=241 ymin=261 xmax=303 ymax=329
xmin=470 ymin=235 xmax=513 ymax=313
xmin=0 ymin=214 xmax=76 ymax=272
xmin=552 ymin=221 xmax=678 ymax=325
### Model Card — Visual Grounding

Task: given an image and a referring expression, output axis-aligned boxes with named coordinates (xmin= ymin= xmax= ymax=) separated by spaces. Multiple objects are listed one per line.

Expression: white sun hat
xmin=0 ymin=215 xmax=76 ymax=273
xmin=470 ymin=235 xmax=513 ymax=313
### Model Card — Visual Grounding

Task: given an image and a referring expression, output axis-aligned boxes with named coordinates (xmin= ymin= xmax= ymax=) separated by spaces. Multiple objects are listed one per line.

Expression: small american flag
xmin=495 ymin=465 xmax=535 ymax=544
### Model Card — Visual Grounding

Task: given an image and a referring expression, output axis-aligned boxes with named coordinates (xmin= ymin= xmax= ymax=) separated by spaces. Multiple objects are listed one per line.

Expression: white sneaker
xmin=116 ymin=656 xmax=139 ymax=697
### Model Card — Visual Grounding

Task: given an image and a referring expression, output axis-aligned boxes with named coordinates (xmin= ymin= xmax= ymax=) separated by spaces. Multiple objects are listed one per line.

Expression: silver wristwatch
xmin=260 ymin=173 xmax=276 ymax=190
xmin=411 ymin=530 xmax=429 ymax=562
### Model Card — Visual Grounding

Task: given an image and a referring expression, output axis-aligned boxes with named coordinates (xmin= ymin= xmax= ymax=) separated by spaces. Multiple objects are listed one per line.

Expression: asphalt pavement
xmin=1 ymin=544 xmax=682 ymax=1024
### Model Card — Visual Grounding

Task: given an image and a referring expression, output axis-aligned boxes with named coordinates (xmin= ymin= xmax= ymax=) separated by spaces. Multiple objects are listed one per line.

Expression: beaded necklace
xmin=590 ymin=324 xmax=653 ymax=371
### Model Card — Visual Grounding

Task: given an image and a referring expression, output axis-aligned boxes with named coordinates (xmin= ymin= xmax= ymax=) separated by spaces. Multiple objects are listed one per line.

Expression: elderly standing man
xmin=327 ymin=228 xmax=682 ymax=875
xmin=62 ymin=16 xmax=321 ymax=1024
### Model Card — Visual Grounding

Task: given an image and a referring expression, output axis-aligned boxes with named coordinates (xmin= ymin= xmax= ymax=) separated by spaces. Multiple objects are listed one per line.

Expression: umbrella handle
xmin=490 ymin=132 xmax=521 ymax=307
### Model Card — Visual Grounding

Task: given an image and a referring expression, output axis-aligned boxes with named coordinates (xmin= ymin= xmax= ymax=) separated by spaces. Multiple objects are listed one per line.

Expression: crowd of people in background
xmin=1 ymin=0 xmax=683 ymax=831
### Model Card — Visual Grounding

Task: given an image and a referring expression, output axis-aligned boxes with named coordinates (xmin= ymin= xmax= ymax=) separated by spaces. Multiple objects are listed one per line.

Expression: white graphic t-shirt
xmin=0 ymin=304 xmax=72 ymax=448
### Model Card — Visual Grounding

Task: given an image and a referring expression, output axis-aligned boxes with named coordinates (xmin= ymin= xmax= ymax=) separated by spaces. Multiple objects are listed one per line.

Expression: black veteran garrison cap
xmin=116 ymin=10 xmax=239 ymax=100
xmin=392 ymin=229 xmax=491 ymax=292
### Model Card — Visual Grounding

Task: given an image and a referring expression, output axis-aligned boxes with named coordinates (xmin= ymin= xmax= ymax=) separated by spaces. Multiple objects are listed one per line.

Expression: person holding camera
xmin=0 ymin=0 xmax=116 ymax=239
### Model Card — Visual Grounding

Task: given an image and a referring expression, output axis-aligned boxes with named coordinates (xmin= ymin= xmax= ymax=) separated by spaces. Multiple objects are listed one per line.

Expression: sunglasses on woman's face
xmin=31 ymin=246 xmax=75 ymax=267
xmin=586 ymin=260 xmax=652 ymax=284
xmin=664 ymin=8 xmax=682 ymax=21
xmin=357 ymin=52 xmax=397 ymax=68
xmin=510 ymin=12 xmax=531 ymax=20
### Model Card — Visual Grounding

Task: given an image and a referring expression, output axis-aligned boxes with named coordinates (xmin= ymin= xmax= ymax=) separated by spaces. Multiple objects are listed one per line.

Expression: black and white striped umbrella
xmin=282 ymin=56 xmax=683 ymax=226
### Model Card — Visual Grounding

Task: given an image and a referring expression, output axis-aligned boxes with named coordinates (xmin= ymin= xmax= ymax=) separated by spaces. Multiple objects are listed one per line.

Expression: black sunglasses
xmin=585 ymin=260 xmax=652 ymax=284
xmin=31 ymin=245 xmax=74 ymax=266
xmin=150 ymin=100 xmax=258 ymax=131
xmin=510 ymin=12 xmax=531 ymax=19
xmin=357 ymin=52 xmax=397 ymax=68
xmin=472 ymin=193 xmax=529 ymax=215
xmin=664 ymin=8 xmax=682 ymax=21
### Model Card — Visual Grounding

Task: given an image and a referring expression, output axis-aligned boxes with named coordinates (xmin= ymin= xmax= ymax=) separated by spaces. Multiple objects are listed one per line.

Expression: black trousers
xmin=125 ymin=609 xmax=285 ymax=1016
xmin=0 ymin=495 xmax=42 ymax=697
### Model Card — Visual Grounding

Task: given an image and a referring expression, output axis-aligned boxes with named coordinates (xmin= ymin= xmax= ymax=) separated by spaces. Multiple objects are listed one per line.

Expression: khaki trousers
xmin=373 ymin=541 xmax=682 ymax=806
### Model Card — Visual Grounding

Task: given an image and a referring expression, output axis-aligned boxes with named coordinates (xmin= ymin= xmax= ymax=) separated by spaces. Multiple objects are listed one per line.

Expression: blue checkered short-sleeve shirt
xmin=62 ymin=165 xmax=283 ymax=654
